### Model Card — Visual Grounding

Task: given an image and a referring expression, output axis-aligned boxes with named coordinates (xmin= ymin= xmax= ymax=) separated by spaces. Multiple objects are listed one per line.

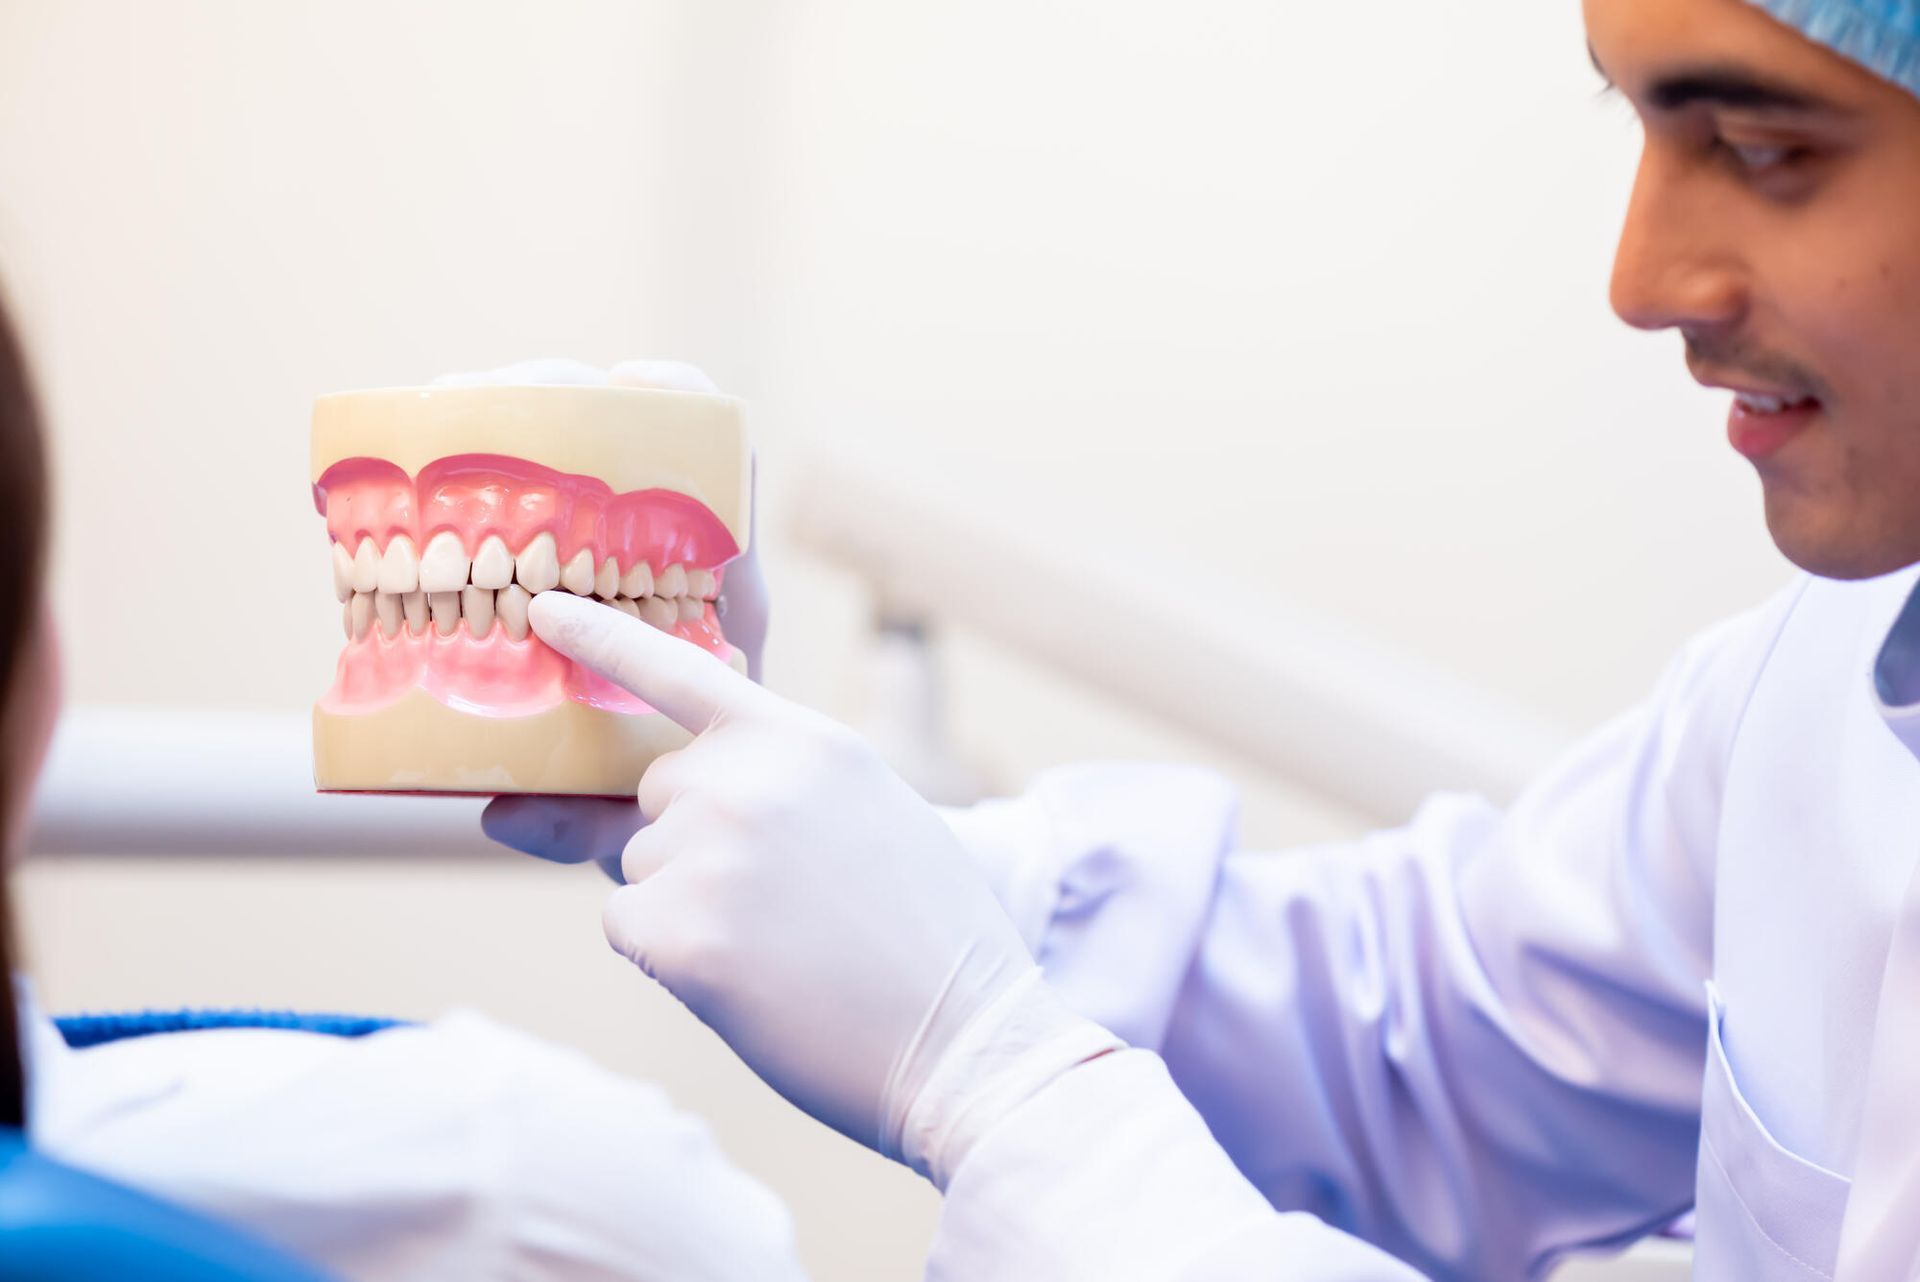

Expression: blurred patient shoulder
xmin=31 ymin=1007 xmax=808 ymax=1282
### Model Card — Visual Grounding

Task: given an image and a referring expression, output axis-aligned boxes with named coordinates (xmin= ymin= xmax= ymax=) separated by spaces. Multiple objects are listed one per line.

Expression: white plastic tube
xmin=785 ymin=450 xmax=1566 ymax=824
xmin=27 ymin=707 xmax=493 ymax=857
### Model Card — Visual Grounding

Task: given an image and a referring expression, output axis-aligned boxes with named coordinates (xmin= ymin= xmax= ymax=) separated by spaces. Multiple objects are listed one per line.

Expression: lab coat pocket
xmin=1692 ymin=984 xmax=1850 ymax=1282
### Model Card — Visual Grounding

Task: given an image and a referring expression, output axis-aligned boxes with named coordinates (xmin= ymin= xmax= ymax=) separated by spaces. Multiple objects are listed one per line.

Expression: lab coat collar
xmin=1872 ymin=570 xmax=1920 ymax=759
xmin=12 ymin=976 xmax=77 ymax=1142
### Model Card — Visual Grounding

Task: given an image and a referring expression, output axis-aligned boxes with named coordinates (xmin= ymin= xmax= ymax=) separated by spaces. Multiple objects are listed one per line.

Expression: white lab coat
xmin=20 ymin=996 xmax=811 ymax=1282
xmin=929 ymin=566 xmax=1920 ymax=1281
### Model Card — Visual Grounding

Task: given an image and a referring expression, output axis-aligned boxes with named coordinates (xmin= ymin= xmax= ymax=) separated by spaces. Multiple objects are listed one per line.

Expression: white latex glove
xmin=483 ymin=592 xmax=1124 ymax=1183
xmin=430 ymin=357 xmax=770 ymax=682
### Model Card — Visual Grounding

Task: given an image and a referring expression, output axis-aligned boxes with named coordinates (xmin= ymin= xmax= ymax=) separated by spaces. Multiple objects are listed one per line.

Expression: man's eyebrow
xmin=1649 ymin=65 xmax=1837 ymax=112
xmin=1586 ymin=44 xmax=1840 ymax=113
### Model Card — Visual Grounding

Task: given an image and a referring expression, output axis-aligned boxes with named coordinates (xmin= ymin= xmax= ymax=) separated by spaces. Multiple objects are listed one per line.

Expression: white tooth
xmin=403 ymin=590 xmax=428 ymax=634
xmin=620 ymin=561 xmax=653 ymax=599
xmin=561 ymin=547 xmax=597 ymax=595
xmin=331 ymin=542 xmax=354 ymax=602
xmin=677 ymin=595 xmax=705 ymax=623
xmin=687 ymin=568 xmax=717 ymax=601
xmin=350 ymin=592 xmax=374 ymax=639
xmin=472 ymin=535 xmax=515 ymax=590
xmin=351 ymin=538 xmax=381 ymax=593
xmin=496 ymin=584 xmax=532 ymax=641
xmin=418 ymin=531 xmax=470 ymax=594
xmin=429 ymin=591 xmax=461 ymax=636
xmin=341 ymin=599 xmax=353 ymax=638
xmin=375 ymin=591 xmax=402 ymax=638
xmin=611 ymin=597 xmax=642 ymax=619
xmin=595 ymin=557 xmax=620 ymax=599
xmin=639 ymin=596 xmax=678 ymax=631
xmin=654 ymin=564 xmax=687 ymax=599
xmin=515 ymin=533 xmax=560 ymax=593
xmin=463 ymin=586 xmax=495 ymax=638
xmin=377 ymin=535 xmax=419 ymax=594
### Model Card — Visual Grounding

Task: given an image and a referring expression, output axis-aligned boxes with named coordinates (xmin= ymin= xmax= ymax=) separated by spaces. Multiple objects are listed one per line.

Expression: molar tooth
xmin=429 ymin=591 xmax=461 ymax=637
xmin=611 ymin=597 xmax=642 ymax=619
xmin=496 ymin=584 xmax=532 ymax=641
xmin=560 ymin=547 xmax=596 ymax=595
xmin=462 ymin=586 xmax=495 ymax=638
xmin=638 ymin=596 xmax=678 ymax=631
xmin=402 ymin=590 xmax=428 ymax=635
xmin=654 ymin=564 xmax=687 ymax=599
xmin=350 ymin=538 xmax=381 ymax=593
xmin=377 ymin=535 xmax=419 ymax=595
xmin=620 ymin=561 xmax=653 ymax=599
xmin=472 ymin=535 xmax=515 ymax=590
xmin=418 ymin=531 xmax=470 ymax=594
xmin=331 ymin=542 xmax=354 ymax=602
xmin=677 ymin=595 xmax=705 ymax=623
xmin=595 ymin=557 xmax=620 ymax=599
xmin=375 ymin=591 xmax=402 ymax=639
xmin=515 ymin=533 xmax=560 ymax=593
xmin=350 ymin=592 xmax=374 ymax=639
xmin=686 ymin=568 xmax=717 ymax=601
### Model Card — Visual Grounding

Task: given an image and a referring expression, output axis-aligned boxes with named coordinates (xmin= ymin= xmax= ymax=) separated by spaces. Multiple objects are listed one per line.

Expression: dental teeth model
xmin=311 ymin=384 xmax=750 ymax=795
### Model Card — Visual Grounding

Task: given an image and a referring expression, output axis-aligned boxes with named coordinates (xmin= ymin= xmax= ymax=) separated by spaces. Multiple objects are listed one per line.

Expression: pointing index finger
xmin=527 ymin=590 xmax=769 ymax=732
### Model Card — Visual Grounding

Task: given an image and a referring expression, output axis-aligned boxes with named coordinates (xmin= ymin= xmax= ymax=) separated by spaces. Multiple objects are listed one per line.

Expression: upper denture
xmin=316 ymin=452 xmax=740 ymax=582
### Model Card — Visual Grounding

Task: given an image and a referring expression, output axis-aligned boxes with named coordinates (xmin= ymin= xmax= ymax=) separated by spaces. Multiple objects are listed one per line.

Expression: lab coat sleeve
xmin=928 ymin=1047 xmax=1429 ymax=1281
xmin=937 ymin=581 xmax=1806 ymax=1281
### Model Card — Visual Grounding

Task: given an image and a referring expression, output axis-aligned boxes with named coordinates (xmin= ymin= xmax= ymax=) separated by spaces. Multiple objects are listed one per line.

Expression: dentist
xmin=486 ymin=0 xmax=1920 ymax=1278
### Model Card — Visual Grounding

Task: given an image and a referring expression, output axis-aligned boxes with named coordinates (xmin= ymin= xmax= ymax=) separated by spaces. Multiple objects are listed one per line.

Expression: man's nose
xmin=1609 ymin=147 xmax=1747 ymax=335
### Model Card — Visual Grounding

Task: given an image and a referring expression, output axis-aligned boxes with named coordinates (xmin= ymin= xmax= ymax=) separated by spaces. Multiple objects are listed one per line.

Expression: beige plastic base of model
xmin=314 ymin=662 xmax=742 ymax=796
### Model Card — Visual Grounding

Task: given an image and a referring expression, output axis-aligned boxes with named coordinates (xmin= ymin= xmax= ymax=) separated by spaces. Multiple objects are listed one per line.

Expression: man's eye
xmin=1720 ymin=138 xmax=1803 ymax=171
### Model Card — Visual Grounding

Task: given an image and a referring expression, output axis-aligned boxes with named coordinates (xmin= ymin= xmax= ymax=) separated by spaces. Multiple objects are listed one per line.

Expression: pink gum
xmin=315 ymin=453 xmax=741 ymax=574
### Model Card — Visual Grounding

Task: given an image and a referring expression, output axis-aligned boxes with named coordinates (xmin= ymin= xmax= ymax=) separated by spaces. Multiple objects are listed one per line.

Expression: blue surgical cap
xmin=1749 ymin=0 xmax=1920 ymax=98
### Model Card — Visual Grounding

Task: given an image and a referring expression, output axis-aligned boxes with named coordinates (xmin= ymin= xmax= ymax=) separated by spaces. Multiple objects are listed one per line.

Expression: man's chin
xmin=1764 ymin=494 xmax=1920 ymax=581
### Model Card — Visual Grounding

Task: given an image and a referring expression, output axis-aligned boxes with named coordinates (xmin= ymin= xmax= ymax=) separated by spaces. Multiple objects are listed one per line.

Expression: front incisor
xmin=472 ymin=536 xmax=515 ymax=590
xmin=377 ymin=536 xmax=419 ymax=595
xmin=619 ymin=562 xmax=653 ymax=599
xmin=351 ymin=538 xmax=381 ymax=593
xmin=560 ymin=548 xmax=596 ymax=596
xmin=496 ymin=584 xmax=532 ymax=641
xmin=462 ymin=586 xmax=495 ymax=638
xmin=516 ymin=533 xmax=560 ymax=593
xmin=419 ymin=531 xmax=470 ymax=594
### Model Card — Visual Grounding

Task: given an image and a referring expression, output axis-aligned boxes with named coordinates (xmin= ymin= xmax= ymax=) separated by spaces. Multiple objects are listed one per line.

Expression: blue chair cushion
xmin=54 ymin=1008 xmax=408 ymax=1049
xmin=0 ymin=1129 xmax=334 ymax=1281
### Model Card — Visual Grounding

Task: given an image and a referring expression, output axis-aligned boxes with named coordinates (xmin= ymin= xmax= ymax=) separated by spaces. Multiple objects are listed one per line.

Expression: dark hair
xmin=0 ymin=291 xmax=49 ymax=1130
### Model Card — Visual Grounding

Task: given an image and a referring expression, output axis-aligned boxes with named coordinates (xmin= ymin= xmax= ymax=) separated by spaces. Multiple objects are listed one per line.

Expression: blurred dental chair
xmin=0 ymin=1128 xmax=333 ymax=1282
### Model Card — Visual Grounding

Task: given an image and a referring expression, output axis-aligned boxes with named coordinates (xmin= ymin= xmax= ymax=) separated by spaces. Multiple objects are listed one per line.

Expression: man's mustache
xmin=1685 ymin=335 xmax=1827 ymax=399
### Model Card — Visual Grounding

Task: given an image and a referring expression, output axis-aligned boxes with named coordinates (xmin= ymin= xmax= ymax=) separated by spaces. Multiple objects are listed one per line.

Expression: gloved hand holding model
xmin=474 ymin=365 xmax=1427 ymax=1280
xmin=488 ymin=590 xmax=1122 ymax=1183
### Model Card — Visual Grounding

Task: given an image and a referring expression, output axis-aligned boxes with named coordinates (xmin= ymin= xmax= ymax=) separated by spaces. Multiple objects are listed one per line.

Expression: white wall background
xmin=0 ymin=2 xmax=1790 ymax=1278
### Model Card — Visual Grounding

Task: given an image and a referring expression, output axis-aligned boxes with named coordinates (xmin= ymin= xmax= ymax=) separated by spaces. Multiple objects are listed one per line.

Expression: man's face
xmin=1589 ymin=0 xmax=1920 ymax=579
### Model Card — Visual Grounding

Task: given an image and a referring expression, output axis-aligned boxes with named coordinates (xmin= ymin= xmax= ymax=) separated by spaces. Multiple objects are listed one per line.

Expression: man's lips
xmin=1725 ymin=391 xmax=1821 ymax=461
xmin=1691 ymin=369 xmax=1823 ymax=462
